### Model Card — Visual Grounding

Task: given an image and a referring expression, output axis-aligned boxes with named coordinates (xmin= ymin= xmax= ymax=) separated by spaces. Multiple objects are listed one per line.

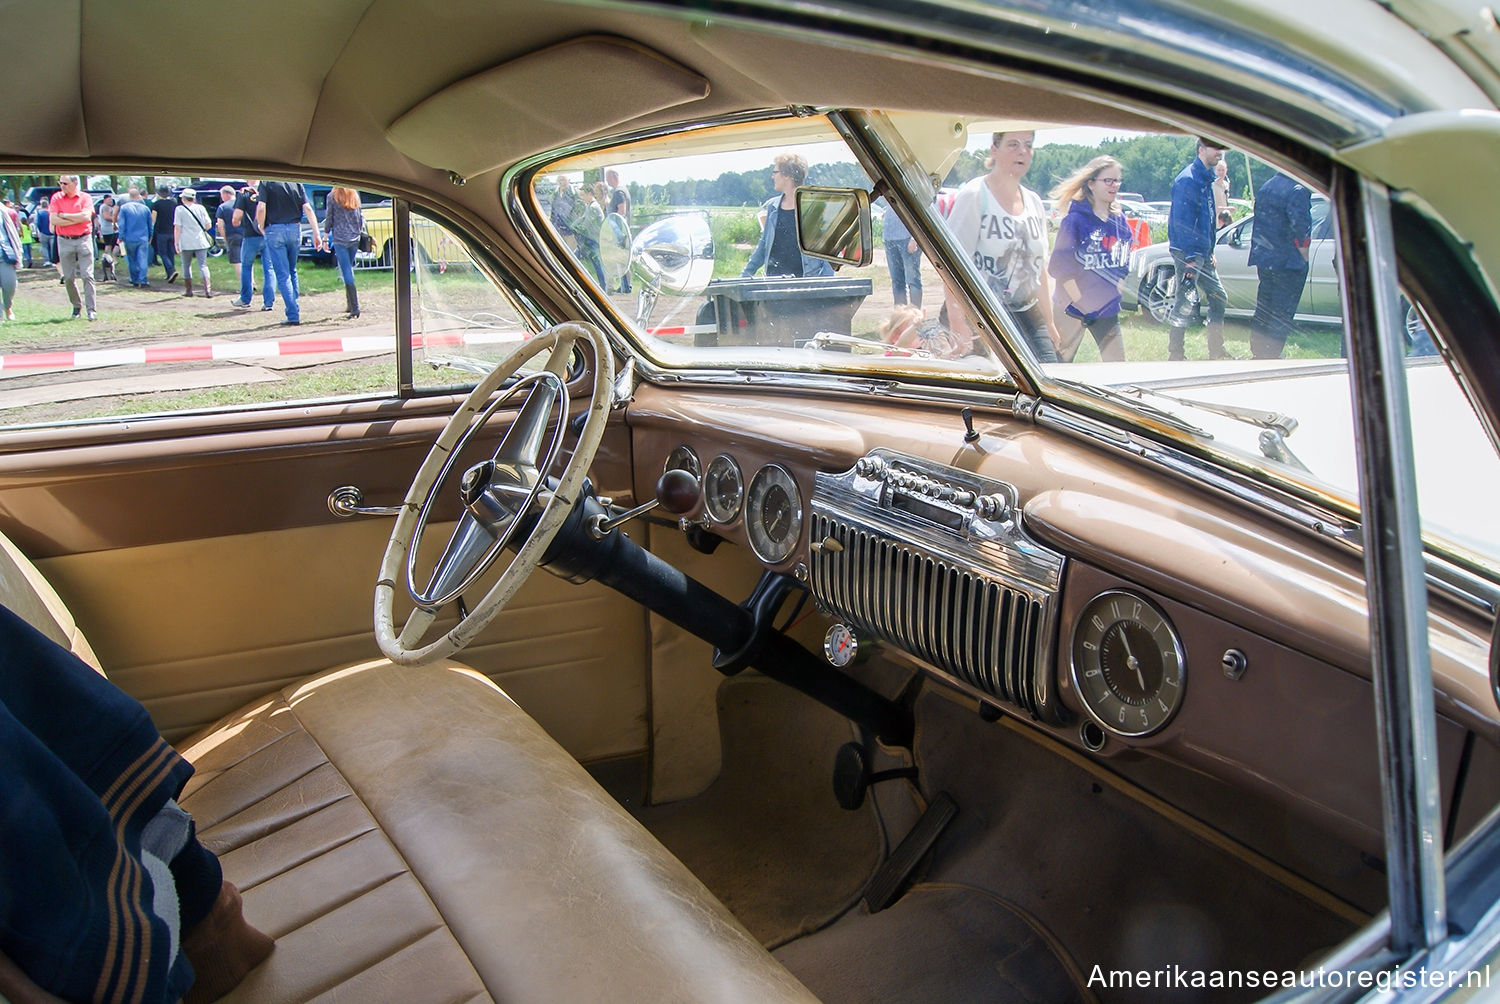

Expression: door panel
xmin=0 ymin=394 xmax=648 ymax=762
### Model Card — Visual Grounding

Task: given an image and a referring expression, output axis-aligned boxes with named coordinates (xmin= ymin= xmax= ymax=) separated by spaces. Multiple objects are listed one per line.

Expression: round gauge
xmin=824 ymin=624 xmax=858 ymax=667
xmin=663 ymin=444 xmax=701 ymax=480
xmin=745 ymin=464 xmax=803 ymax=564
xmin=703 ymin=455 xmax=744 ymax=523
xmin=1070 ymin=590 xmax=1186 ymax=738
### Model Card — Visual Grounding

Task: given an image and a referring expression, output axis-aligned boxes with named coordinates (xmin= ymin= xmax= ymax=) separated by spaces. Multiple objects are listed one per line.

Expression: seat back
xmin=0 ymin=532 xmax=103 ymax=674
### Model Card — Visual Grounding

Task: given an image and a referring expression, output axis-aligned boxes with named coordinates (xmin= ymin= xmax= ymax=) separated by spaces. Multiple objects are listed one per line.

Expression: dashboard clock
xmin=746 ymin=464 xmax=802 ymax=564
xmin=1070 ymin=589 xmax=1185 ymax=738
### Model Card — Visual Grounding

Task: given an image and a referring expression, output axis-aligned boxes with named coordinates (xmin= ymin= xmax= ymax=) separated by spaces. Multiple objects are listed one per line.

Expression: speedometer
xmin=746 ymin=464 xmax=802 ymax=564
xmin=703 ymin=455 xmax=744 ymax=523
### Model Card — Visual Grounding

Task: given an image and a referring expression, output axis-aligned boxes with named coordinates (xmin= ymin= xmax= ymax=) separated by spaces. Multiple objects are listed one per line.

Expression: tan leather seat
xmin=1 ymin=535 xmax=819 ymax=1002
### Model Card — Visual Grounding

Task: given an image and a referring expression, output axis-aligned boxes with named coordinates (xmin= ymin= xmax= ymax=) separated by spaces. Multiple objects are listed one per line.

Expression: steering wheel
xmin=375 ymin=322 xmax=614 ymax=665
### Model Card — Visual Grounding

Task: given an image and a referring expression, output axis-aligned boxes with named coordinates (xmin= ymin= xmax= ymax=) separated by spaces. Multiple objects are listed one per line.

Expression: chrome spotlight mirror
xmin=629 ymin=213 xmax=715 ymax=326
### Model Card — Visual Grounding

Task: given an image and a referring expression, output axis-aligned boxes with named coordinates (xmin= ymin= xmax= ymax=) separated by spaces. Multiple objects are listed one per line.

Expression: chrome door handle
xmin=328 ymin=485 xmax=403 ymax=518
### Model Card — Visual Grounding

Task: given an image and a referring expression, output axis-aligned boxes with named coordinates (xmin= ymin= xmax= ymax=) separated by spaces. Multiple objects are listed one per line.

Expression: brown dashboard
xmin=625 ymin=383 xmax=1500 ymax=862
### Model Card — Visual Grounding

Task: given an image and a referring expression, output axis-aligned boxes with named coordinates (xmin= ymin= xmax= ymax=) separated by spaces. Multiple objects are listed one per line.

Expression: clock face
xmin=1070 ymin=590 xmax=1186 ymax=738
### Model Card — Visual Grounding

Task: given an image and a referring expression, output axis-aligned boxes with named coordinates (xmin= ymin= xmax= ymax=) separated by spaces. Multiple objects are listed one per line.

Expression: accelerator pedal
xmin=864 ymin=791 xmax=958 ymax=913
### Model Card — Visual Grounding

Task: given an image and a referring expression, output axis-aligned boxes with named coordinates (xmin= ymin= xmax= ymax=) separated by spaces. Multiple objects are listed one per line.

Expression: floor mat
xmin=774 ymin=883 xmax=1094 ymax=1004
xmin=635 ymin=673 xmax=883 ymax=945
xmin=909 ymin=688 xmax=1360 ymax=1004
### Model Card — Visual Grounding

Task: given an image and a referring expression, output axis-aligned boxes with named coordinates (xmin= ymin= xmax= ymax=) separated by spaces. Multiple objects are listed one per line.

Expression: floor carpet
xmin=634 ymin=673 xmax=884 ymax=945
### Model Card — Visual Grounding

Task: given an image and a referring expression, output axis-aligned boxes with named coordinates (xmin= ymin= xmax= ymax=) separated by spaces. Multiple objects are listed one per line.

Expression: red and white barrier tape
xmin=2 ymin=320 xmax=720 ymax=373
xmin=0 ymin=329 xmax=517 ymax=372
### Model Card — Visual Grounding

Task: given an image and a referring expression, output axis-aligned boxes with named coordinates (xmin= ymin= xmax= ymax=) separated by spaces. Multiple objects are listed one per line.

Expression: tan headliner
xmin=2 ymin=1 xmax=1167 ymax=203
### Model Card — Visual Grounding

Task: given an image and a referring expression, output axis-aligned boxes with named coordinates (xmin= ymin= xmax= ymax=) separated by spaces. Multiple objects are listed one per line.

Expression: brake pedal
xmin=832 ymin=741 xmax=917 ymax=811
xmin=864 ymin=791 xmax=958 ymax=913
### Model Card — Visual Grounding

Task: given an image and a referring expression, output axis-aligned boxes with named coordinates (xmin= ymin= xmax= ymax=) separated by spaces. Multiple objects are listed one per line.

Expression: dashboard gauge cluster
xmin=660 ymin=448 xmax=801 ymax=564
xmin=1070 ymin=589 xmax=1186 ymax=737
xmin=746 ymin=464 xmax=803 ymax=564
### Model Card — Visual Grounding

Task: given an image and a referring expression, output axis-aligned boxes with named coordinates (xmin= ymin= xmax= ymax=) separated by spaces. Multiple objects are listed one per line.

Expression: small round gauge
xmin=745 ymin=464 xmax=803 ymax=564
xmin=703 ymin=454 xmax=744 ymax=523
xmin=663 ymin=444 xmax=701 ymax=481
xmin=824 ymin=624 xmax=858 ymax=667
xmin=1070 ymin=589 xmax=1186 ymax=738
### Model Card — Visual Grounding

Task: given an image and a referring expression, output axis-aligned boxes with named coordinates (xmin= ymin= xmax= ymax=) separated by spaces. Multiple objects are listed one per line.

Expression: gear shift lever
xmin=588 ymin=468 xmax=700 ymax=538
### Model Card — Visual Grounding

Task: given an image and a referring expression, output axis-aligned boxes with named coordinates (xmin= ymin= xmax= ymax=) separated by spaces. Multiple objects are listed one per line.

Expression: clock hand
xmin=1119 ymin=630 xmax=1148 ymax=692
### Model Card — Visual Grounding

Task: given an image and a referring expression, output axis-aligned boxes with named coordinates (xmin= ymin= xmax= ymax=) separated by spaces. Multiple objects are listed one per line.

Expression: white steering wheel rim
xmin=374 ymin=321 xmax=614 ymax=665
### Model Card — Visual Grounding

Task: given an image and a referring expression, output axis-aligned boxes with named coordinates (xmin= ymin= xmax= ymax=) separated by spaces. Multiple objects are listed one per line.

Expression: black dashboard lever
xmin=961 ymin=407 xmax=980 ymax=444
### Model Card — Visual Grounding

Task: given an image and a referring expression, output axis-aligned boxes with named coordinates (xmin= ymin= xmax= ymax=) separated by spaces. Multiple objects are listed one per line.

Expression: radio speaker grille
xmin=808 ymin=512 xmax=1047 ymax=715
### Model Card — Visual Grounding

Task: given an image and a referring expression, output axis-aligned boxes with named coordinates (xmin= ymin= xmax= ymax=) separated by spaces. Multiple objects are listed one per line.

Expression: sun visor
xmin=387 ymin=36 xmax=710 ymax=179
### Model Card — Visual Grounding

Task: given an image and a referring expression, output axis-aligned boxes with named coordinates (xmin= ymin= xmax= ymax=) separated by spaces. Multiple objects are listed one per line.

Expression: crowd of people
xmin=0 ymin=179 xmax=374 ymax=327
xmin=736 ymin=133 xmax=1313 ymax=364
xmin=550 ymin=169 xmax=633 ymax=294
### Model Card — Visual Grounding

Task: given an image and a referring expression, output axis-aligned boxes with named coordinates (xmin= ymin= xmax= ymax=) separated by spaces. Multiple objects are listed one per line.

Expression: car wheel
xmin=379 ymin=238 xmax=426 ymax=270
xmin=1402 ymin=298 xmax=1438 ymax=357
xmin=1142 ymin=264 xmax=1177 ymax=326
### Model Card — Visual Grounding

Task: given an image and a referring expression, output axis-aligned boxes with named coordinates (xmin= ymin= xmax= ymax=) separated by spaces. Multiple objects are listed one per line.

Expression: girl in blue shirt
xmin=1047 ymin=156 xmax=1134 ymax=362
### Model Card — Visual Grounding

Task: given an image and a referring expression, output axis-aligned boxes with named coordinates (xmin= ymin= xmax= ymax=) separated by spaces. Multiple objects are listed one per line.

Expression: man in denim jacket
xmin=1166 ymin=138 xmax=1230 ymax=360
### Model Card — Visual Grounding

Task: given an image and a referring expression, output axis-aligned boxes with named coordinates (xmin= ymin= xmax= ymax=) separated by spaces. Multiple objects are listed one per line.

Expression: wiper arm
xmin=1128 ymin=388 xmax=1309 ymax=472
xmin=1141 ymin=391 xmax=1298 ymax=437
xmin=1054 ymin=378 xmax=1211 ymax=438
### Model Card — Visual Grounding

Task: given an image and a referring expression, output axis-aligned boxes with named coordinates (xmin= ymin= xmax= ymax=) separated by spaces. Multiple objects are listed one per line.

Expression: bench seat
xmin=177 ymin=658 xmax=818 ymax=1003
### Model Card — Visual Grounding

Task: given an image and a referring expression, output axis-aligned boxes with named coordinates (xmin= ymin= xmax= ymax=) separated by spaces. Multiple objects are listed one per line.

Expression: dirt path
xmin=4 ymin=258 xmax=394 ymax=350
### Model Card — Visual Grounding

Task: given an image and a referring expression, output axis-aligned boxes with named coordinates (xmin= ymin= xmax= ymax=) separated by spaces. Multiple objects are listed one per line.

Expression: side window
xmin=409 ymin=209 xmax=535 ymax=386
xmin=1220 ymin=219 xmax=1251 ymax=247
xmin=0 ymin=181 xmax=532 ymax=427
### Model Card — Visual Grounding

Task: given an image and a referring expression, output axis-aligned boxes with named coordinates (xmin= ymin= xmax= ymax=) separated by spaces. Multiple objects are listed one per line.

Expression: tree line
xmin=627 ymin=133 xmax=1284 ymax=212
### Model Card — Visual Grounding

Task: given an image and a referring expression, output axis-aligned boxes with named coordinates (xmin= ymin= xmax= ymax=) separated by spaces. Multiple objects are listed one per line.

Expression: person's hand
xmin=907 ymin=239 xmax=917 ymax=254
xmin=1047 ymin=321 xmax=1063 ymax=350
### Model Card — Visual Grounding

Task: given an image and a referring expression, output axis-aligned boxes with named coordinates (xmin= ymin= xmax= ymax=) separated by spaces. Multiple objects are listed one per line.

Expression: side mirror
xmin=795 ymin=186 xmax=873 ymax=267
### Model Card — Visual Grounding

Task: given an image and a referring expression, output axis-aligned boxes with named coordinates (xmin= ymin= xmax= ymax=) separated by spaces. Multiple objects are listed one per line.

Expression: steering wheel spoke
xmin=397 ymin=605 xmax=439 ymax=649
xmin=494 ymin=375 xmax=564 ymax=470
xmin=375 ymin=323 xmax=613 ymax=665
xmin=421 ymin=511 xmax=503 ymax=606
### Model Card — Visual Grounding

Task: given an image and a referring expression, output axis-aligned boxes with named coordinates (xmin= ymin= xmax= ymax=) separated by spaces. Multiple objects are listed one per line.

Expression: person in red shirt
xmin=49 ymin=176 xmax=97 ymax=320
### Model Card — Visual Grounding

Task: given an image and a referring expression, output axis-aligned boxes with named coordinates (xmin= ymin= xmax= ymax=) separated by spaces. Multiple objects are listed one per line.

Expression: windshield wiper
xmin=1125 ymin=388 xmax=1310 ymax=472
xmin=1053 ymin=378 xmax=1211 ymax=439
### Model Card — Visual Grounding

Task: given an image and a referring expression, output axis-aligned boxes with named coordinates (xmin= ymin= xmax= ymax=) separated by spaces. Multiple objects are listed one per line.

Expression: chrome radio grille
xmin=809 ymin=450 xmax=1065 ymax=722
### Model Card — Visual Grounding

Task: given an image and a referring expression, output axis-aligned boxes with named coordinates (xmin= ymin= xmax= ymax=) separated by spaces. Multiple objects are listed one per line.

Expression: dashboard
xmin=627 ymin=383 xmax=1500 ymax=861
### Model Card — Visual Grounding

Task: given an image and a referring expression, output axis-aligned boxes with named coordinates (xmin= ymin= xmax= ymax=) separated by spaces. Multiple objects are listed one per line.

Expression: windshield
xmin=530 ymin=111 xmax=1500 ymax=570
xmin=533 ymin=118 xmax=1008 ymax=384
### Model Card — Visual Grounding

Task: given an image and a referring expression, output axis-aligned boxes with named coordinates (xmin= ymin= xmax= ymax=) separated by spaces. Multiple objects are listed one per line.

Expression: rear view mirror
xmin=796 ymin=187 xmax=872 ymax=267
